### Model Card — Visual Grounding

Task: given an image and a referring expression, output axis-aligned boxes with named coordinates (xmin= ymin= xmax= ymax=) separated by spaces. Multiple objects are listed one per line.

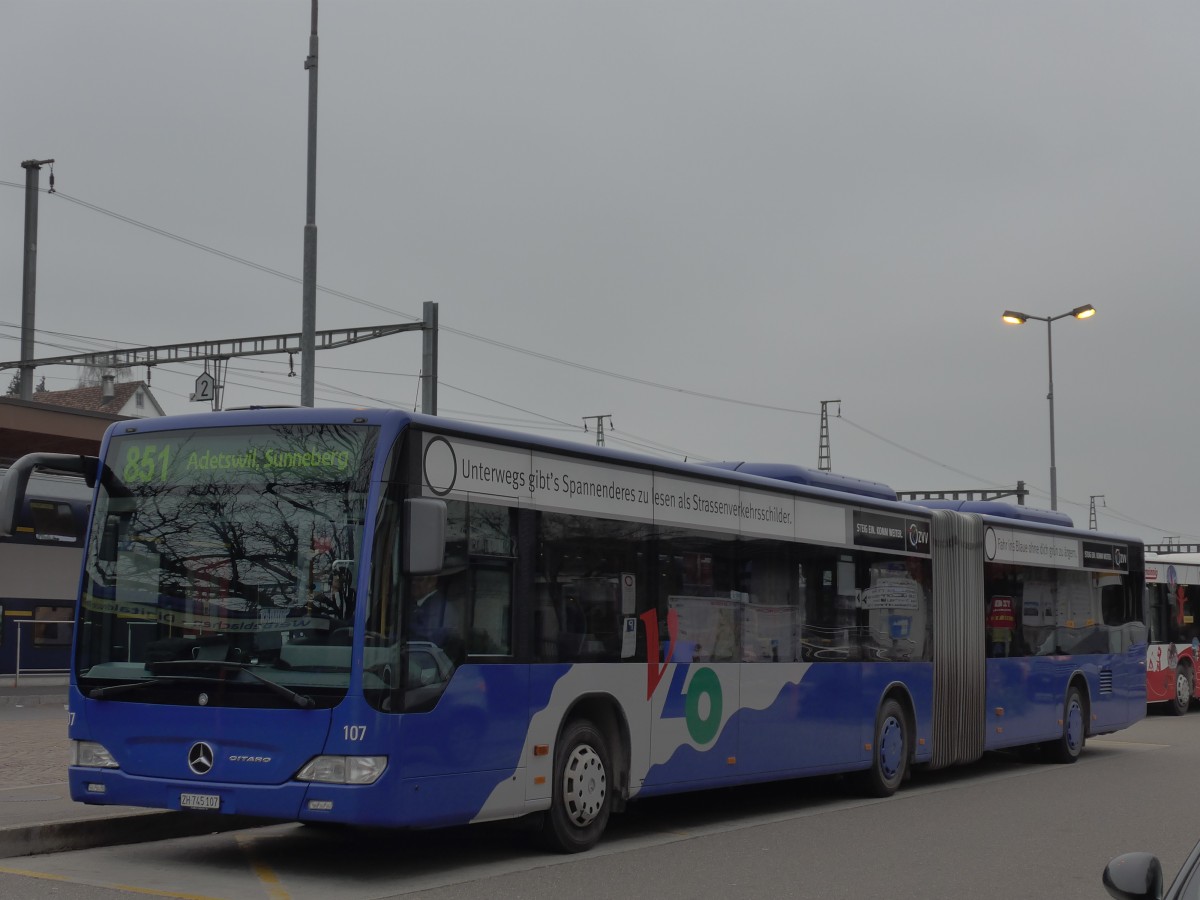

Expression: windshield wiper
xmin=145 ymin=660 xmax=317 ymax=709
xmin=90 ymin=662 xmax=316 ymax=710
xmin=88 ymin=676 xmax=199 ymax=700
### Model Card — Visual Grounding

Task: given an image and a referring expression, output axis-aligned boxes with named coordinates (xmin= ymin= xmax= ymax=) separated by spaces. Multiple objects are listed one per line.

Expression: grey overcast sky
xmin=2 ymin=2 xmax=1198 ymax=544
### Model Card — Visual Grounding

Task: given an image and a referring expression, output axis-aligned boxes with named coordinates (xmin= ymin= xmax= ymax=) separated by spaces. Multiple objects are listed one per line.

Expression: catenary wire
xmin=4 ymin=184 xmax=1191 ymax=538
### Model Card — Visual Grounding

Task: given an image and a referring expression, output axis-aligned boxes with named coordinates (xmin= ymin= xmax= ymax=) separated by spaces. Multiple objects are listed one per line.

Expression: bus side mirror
xmin=403 ymin=498 xmax=446 ymax=575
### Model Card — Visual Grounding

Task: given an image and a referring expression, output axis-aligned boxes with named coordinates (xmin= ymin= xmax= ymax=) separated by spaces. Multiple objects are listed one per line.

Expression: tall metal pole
xmin=1045 ymin=318 xmax=1057 ymax=511
xmin=582 ymin=415 xmax=613 ymax=447
xmin=818 ymin=399 xmax=840 ymax=472
xmin=19 ymin=159 xmax=53 ymax=402
xmin=420 ymin=301 xmax=438 ymax=415
xmin=1002 ymin=304 xmax=1094 ymax=513
xmin=300 ymin=1 xmax=319 ymax=407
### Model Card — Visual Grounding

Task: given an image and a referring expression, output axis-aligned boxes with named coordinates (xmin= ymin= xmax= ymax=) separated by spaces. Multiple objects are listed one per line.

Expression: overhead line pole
xmin=19 ymin=158 xmax=54 ymax=401
xmin=420 ymin=301 xmax=438 ymax=415
xmin=582 ymin=414 xmax=613 ymax=447
xmin=300 ymin=0 xmax=319 ymax=407
xmin=817 ymin=399 xmax=840 ymax=471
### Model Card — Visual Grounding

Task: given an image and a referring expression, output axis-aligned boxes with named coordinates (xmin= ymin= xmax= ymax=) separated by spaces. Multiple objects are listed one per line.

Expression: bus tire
xmin=861 ymin=698 xmax=908 ymax=797
xmin=537 ymin=718 xmax=612 ymax=853
xmin=1045 ymin=685 xmax=1086 ymax=763
xmin=1171 ymin=666 xmax=1193 ymax=716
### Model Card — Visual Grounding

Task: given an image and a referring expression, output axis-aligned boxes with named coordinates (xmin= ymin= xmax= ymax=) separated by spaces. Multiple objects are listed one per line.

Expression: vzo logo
xmin=640 ymin=610 xmax=724 ymax=745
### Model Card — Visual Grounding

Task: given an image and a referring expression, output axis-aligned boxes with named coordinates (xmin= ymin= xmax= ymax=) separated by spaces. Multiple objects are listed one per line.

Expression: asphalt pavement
xmin=0 ymin=676 xmax=270 ymax=859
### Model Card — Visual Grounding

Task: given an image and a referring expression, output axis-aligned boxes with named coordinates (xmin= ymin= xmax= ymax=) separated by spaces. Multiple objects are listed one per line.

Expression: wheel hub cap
xmin=562 ymin=745 xmax=606 ymax=827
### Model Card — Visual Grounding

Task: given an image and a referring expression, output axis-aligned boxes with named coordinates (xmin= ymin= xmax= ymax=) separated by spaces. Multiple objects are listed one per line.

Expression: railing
xmin=12 ymin=619 xmax=73 ymax=687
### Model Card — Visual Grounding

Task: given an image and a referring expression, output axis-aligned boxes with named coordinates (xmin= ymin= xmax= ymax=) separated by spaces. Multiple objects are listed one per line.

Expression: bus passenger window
xmin=536 ymin=512 xmax=651 ymax=663
xmin=800 ymin=560 xmax=846 ymax=660
xmin=860 ymin=559 xmax=929 ymax=661
xmin=739 ymin=542 xmax=797 ymax=662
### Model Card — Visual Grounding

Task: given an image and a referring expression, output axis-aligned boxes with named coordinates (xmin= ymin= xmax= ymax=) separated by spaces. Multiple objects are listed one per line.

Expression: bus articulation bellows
xmin=0 ymin=409 xmax=1147 ymax=852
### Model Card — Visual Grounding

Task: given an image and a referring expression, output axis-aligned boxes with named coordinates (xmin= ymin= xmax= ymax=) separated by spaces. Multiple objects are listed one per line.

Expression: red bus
xmin=1145 ymin=554 xmax=1200 ymax=714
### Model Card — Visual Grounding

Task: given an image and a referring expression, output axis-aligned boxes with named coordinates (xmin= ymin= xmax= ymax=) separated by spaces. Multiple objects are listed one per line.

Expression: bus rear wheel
xmin=537 ymin=719 xmax=612 ymax=853
xmin=1171 ymin=666 xmax=1193 ymax=716
xmin=860 ymin=698 xmax=908 ymax=797
xmin=1045 ymin=685 xmax=1086 ymax=763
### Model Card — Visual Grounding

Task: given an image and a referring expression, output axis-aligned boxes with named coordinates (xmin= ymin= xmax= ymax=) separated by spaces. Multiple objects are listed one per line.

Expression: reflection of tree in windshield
xmin=133 ymin=427 xmax=364 ymax=610
xmin=78 ymin=424 xmax=376 ymax=693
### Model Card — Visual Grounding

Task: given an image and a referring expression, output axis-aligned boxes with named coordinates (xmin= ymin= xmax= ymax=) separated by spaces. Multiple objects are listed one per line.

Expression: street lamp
xmin=1001 ymin=304 xmax=1096 ymax=511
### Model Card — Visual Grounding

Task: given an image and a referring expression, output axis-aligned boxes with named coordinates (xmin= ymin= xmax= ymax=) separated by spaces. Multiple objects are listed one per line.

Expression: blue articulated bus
xmin=0 ymin=409 xmax=1147 ymax=851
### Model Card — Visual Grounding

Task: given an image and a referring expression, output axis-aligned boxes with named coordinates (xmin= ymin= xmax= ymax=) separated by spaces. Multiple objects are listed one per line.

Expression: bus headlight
xmin=295 ymin=755 xmax=386 ymax=785
xmin=70 ymin=740 xmax=119 ymax=769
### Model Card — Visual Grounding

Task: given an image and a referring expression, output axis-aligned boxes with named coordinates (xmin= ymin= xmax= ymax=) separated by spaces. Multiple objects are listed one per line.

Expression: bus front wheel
xmin=537 ymin=719 xmax=612 ymax=853
xmin=1045 ymin=685 xmax=1086 ymax=763
xmin=1171 ymin=666 xmax=1193 ymax=716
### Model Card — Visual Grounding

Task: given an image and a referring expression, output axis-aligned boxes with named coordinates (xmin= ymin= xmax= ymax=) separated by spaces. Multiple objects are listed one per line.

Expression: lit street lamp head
xmin=1002 ymin=305 xmax=1096 ymax=326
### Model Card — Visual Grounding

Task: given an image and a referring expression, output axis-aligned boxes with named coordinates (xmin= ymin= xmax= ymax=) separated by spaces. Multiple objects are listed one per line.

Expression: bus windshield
xmin=76 ymin=423 xmax=378 ymax=708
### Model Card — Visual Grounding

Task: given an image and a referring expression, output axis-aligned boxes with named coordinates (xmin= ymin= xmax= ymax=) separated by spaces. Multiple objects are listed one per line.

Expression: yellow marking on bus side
xmin=3 ymin=610 xmax=34 ymax=617
xmin=0 ymin=864 xmax=225 ymax=900
xmin=237 ymin=833 xmax=291 ymax=900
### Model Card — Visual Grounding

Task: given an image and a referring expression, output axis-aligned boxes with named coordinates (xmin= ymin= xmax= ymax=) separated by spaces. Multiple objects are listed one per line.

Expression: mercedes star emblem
xmin=188 ymin=741 xmax=215 ymax=775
